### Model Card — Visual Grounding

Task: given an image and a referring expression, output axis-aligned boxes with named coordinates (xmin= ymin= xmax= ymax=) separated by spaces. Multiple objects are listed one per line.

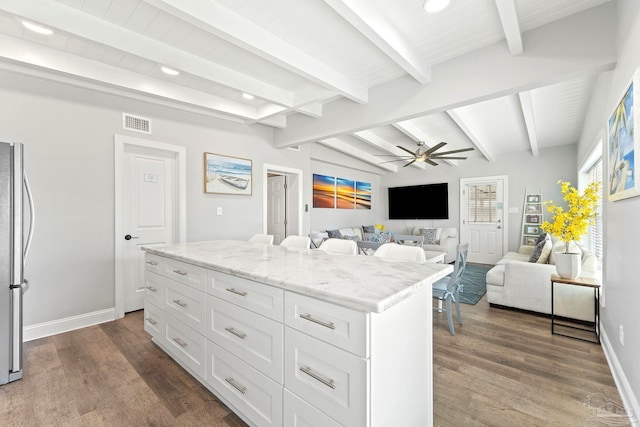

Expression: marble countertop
xmin=144 ymin=240 xmax=453 ymax=313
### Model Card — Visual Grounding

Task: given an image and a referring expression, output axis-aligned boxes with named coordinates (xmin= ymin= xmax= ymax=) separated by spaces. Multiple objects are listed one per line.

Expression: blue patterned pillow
xmin=420 ymin=228 xmax=438 ymax=245
xmin=362 ymin=225 xmax=375 ymax=234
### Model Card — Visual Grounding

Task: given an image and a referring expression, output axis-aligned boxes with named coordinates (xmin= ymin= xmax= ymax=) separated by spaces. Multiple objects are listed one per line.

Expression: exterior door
xmin=122 ymin=145 xmax=177 ymax=312
xmin=460 ymin=176 xmax=507 ymax=264
xmin=267 ymin=174 xmax=287 ymax=244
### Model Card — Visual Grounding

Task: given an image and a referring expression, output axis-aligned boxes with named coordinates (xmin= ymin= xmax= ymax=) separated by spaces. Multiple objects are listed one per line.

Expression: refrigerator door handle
xmin=23 ymin=172 xmax=35 ymax=263
xmin=11 ymin=143 xmax=23 ymax=286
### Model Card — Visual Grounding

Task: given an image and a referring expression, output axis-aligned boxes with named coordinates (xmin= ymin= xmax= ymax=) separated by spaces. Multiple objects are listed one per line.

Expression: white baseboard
xmin=23 ymin=308 xmax=117 ymax=342
xmin=600 ymin=326 xmax=640 ymax=426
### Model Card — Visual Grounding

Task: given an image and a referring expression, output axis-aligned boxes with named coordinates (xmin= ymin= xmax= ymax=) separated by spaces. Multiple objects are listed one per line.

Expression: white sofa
xmin=410 ymin=226 xmax=458 ymax=263
xmin=486 ymin=242 xmax=598 ymax=321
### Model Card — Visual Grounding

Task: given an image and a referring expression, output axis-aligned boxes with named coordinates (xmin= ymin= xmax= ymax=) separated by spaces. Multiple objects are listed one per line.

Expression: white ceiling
xmin=0 ymin=0 xmax=616 ymax=172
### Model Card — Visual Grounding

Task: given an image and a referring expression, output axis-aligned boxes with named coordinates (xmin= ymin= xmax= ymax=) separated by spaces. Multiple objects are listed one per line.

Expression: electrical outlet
xmin=620 ymin=324 xmax=624 ymax=346
xmin=216 ymin=206 xmax=222 ymax=216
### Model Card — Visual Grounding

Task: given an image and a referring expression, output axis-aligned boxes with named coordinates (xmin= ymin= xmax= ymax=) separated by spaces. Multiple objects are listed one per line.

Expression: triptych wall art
xmin=312 ymin=174 xmax=371 ymax=209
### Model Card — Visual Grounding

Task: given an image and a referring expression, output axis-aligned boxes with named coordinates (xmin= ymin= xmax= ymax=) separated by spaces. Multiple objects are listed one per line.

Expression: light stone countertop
xmin=143 ymin=240 xmax=453 ymax=313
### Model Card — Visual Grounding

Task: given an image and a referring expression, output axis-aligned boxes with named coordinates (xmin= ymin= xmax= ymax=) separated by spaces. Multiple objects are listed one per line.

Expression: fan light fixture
xmin=22 ymin=21 xmax=53 ymax=35
xmin=160 ymin=66 xmax=180 ymax=76
xmin=423 ymin=0 xmax=450 ymax=13
xmin=242 ymin=93 xmax=255 ymax=100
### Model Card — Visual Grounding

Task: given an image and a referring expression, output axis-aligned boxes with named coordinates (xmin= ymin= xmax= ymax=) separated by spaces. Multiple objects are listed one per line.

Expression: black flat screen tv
xmin=388 ymin=183 xmax=449 ymax=219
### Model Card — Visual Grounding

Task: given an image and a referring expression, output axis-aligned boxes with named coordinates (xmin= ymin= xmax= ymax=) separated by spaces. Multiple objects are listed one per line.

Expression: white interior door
xmin=267 ymin=175 xmax=287 ymax=244
xmin=122 ymin=145 xmax=176 ymax=313
xmin=460 ymin=176 xmax=508 ymax=264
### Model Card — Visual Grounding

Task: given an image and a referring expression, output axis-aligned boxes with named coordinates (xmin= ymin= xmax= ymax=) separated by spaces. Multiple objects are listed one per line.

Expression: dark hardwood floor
xmin=0 ymin=296 xmax=627 ymax=426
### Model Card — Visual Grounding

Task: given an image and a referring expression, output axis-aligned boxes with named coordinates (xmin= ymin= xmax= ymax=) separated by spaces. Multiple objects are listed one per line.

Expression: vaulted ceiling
xmin=0 ymin=0 xmax=617 ymax=172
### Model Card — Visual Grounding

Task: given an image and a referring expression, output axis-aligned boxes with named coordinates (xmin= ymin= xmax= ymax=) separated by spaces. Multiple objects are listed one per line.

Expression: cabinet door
xmin=207 ymin=341 xmax=283 ymax=427
xmin=209 ymin=270 xmax=284 ymax=322
xmin=143 ymin=300 xmax=164 ymax=345
xmin=164 ymin=278 xmax=207 ymax=335
xmin=284 ymin=389 xmax=343 ymax=427
xmin=206 ymin=296 xmax=284 ymax=384
xmin=163 ymin=258 xmax=207 ymax=291
xmin=164 ymin=313 xmax=206 ymax=379
xmin=284 ymin=328 xmax=367 ymax=427
xmin=144 ymin=271 xmax=164 ymax=307
xmin=284 ymin=292 xmax=368 ymax=357
xmin=144 ymin=253 xmax=164 ymax=274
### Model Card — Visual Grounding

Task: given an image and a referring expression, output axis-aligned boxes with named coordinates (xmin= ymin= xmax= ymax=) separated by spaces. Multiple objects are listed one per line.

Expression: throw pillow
xmin=362 ymin=225 xmax=375 ymax=234
xmin=420 ymin=228 xmax=438 ymax=245
xmin=327 ymin=229 xmax=342 ymax=239
xmin=535 ymin=233 xmax=548 ymax=245
xmin=528 ymin=239 xmax=548 ymax=263
xmin=421 ymin=227 xmax=443 ymax=243
xmin=536 ymin=239 xmax=553 ymax=264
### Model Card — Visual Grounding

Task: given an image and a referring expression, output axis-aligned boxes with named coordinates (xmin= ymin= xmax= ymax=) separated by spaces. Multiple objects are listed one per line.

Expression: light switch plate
xmin=216 ymin=206 xmax=222 ymax=216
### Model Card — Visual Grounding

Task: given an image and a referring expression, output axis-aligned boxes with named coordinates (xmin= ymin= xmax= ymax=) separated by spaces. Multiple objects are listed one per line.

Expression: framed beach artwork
xmin=336 ymin=177 xmax=355 ymax=209
xmin=355 ymin=181 xmax=372 ymax=210
xmin=608 ymin=68 xmax=640 ymax=201
xmin=204 ymin=152 xmax=252 ymax=195
xmin=312 ymin=174 xmax=335 ymax=208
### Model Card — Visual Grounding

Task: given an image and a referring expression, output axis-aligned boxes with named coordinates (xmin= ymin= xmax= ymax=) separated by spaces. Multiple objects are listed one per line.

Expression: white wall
xmin=577 ymin=0 xmax=640 ymax=418
xmin=0 ymin=70 xmax=311 ymax=328
xmin=380 ymin=145 xmax=577 ymax=251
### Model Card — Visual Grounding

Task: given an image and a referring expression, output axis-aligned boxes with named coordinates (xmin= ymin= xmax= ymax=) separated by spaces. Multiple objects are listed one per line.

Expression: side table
xmin=550 ymin=274 xmax=600 ymax=343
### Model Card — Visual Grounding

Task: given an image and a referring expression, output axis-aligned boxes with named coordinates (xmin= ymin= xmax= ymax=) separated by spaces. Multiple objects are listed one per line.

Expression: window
xmin=467 ymin=183 xmax=497 ymax=223
xmin=587 ymin=158 xmax=603 ymax=262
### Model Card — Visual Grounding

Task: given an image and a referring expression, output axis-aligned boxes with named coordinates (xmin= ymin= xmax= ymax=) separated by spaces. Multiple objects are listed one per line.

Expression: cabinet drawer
xmin=144 ymin=253 xmax=164 ymax=274
xmin=284 ymin=292 xmax=368 ymax=357
xmin=284 ymin=389 xmax=343 ymax=427
xmin=164 ymin=314 xmax=206 ymax=379
xmin=163 ymin=258 xmax=207 ymax=291
xmin=165 ymin=278 xmax=206 ymax=335
xmin=143 ymin=300 xmax=164 ymax=345
xmin=209 ymin=270 xmax=284 ymax=322
xmin=144 ymin=271 xmax=164 ymax=307
xmin=207 ymin=341 xmax=283 ymax=427
xmin=206 ymin=296 xmax=284 ymax=383
xmin=284 ymin=328 xmax=367 ymax=427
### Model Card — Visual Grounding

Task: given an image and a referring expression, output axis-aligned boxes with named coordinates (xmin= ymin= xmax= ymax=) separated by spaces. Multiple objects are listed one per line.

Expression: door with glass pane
xmin=460 ymin=176 xmax=507 ymax=264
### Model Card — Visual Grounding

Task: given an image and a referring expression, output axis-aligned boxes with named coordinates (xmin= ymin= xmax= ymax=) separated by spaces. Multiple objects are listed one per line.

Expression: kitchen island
xmin=143 ymin=240 xmax=452 ymax=427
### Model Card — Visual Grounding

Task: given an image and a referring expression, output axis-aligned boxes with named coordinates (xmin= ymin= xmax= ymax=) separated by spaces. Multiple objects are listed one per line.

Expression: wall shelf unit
xmin=521 ymin=190 xmax=543 ymax=247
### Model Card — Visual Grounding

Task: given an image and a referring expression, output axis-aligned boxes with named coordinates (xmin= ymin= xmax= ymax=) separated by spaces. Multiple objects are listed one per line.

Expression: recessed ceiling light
xmin=22 ymin=21 xmax=53 ymax=35
xmin=242 ymin=93 xmax=255 ymax=100
xmin=160 ymin=66 xmax=180 ymax=76
xmin=423 ymin=0 xmax=450 ymax=13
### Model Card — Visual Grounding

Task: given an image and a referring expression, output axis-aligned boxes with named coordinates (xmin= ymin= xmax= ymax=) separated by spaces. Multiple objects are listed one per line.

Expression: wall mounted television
xmin=388 ymin=183 xmax=449 ymax=219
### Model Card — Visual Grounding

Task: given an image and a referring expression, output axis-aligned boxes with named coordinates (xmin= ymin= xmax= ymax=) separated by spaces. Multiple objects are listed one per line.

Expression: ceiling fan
xmin=378 ymin=141 xmax=474 ymax=167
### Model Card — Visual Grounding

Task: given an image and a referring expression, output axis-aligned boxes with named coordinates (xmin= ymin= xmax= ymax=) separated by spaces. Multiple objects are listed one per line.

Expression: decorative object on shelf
xmin=607 ymin=67 xmax=640 ymax=201
xmin=204 ymin=152 xmax=252 ymax=195
xmin=541 ymin=180 xmax=601 ymax=279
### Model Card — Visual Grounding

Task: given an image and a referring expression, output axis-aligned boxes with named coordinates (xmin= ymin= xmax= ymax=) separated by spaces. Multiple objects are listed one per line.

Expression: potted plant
xmin=540 ymin=180 xmax=601 ymax=279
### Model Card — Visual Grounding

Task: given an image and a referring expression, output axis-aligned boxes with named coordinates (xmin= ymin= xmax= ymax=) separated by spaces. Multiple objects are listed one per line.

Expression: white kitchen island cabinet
xmin=143 ymin=240 xmax=452 ymax=427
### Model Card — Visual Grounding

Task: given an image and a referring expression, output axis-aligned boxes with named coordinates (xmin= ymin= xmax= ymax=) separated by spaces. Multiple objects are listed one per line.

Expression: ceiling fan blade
xmin=423 ymin=142 xmax=447 ymax=156
xmin=430 ymin=147 xmax=475 ymax=156
xmin=430 ymin=156 xmax=468 ymax=160
xmin=426 ymin=159 xmax=439 ymax=166
xmin=403 ymin=159 xmax=417 ymax=167
xmin=397 ymin=145 xmax=418 ymax=156
xmin=373 ymin=154 xmax=414 ymax=157
xmin=378 ymin=158 xmax=415 ymax=164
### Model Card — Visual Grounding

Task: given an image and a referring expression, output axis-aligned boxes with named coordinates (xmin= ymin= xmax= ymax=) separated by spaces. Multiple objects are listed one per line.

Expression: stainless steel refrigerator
xmin=1 ymin=142 xmax=34 ymax=385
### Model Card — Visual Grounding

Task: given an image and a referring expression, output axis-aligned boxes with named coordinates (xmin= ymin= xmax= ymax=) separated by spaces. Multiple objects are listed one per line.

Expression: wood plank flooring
xmin=0 ymin=296 xmax=626 ymax=426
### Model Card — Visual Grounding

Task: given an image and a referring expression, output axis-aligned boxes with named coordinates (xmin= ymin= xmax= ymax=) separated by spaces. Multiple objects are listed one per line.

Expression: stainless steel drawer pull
xmin=172 ymin=337 xmax=187 ymax=348
xmin=225 ymin=287 xmax=247 ymax=297
xmin=145 ymin=286 xmax=157 ymax=292
xmin=225 ymin=377 xmax=247 ymax=394
xmin=146 ymin=317 xmax=157 ymax=325
xmin=146 ymin=261 xmax=158 ymax=266
xmin=299 ymin=314 xmax=336 ymax=330
xmin=173 ymin=299 xmax=187 ymax=308
xmin=225 ymin=326 xmax=247 ymax=340
xmin=300 ymin=366 xmax=336 ymax=389
xmin=173 ymin=269 xmax=188 ymax=276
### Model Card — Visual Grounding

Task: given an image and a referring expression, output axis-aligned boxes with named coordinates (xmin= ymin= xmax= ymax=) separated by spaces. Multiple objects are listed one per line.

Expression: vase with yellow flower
xmin=540 ymin=180 xmax=600 ymax=279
